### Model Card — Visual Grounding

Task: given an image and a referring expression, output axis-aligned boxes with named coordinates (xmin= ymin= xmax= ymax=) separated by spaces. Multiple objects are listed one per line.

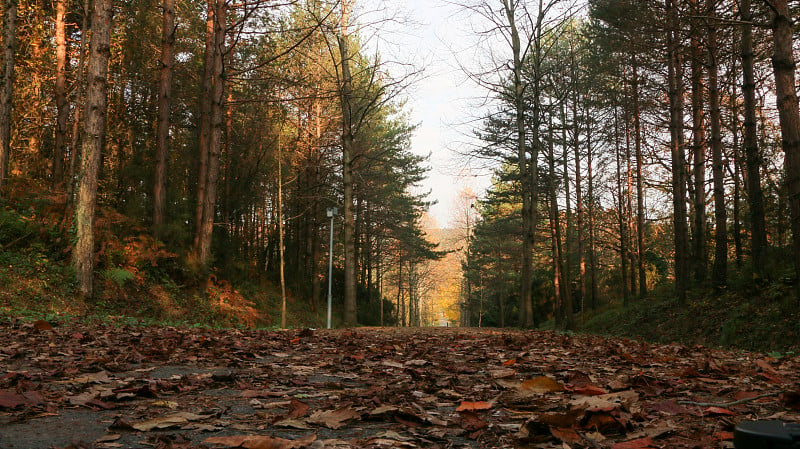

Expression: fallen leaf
xmin=490 ymin=368 xmax=516 ymax=379
xmin=203 ymin=434 xmax=316 ymax=449
xmin=574 ymin=385 xmax=607 ymax=396
xmin=308 ymin=407 xmax=360 ymax=429
xmin=456 ymin=401 xmax=492 ymax=412
xmin=459 ymin=410 xmax=488 ymax=431
xmin=611 ymin=437 xmax=655 ymax=449
xmin=550 ymin=426 xmax=582 ymax=444
xmin=273 ymin=418 xmax=312 ymax=430
xmin=33 ymin=320 xmax=53 ymax=331
xmin=288 ymin=399 xmax=309 ymax=419
xmin=518 ymin=376 xmax=565 ymax=394
xmin=703 ymin=406 xmax=737 ymax=416
xmin=0 ymin=390 xmax=45 ymax=409
xmin=131 ymin=415 xmax=189 ymax=431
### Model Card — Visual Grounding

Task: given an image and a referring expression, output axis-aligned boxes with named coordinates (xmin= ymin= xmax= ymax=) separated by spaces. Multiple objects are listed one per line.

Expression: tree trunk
xmin=769 ymin=0 xmax=800 ymax=299
xmin=730 ymin=53 xmax=743 ymax=269
xmin=586 ymin=102 xmax=599 ymax=309
xmin=708 ymin=0 xmax=727 ymax=289
xmin=192 ymin=3 xmax=215 ymax=262
xmin=66 ymin=0 xmax=89 ymax=209
xmin=633 ymin=58 xmax=647 ymax=297
xmin=503 ymin=0 xmax=535 ymax=328
xmin=195 ymin=0 xmax=226 ymax=268
xmin=572 ymin=76 xmax=585 ymax=311
xmin=549 ymin=121 xmax=572 ymax=330
xmin=614 ymin=100 xmax=629 ymax=306
xmin=667 ymin=0 xmax=688 ymax=303
xmin=740 ymin=0 xmax=767 ymax=282
xmin=0 ymin=0 xmax=17 ymax=192
xmin=53 ymin=0 xmax=68 ymax=189
xmin=339 ymin=0 xmax=357 ymax=326
xmin=689 ymin=0 xmax=707 ymax=285
xmin=153 ymin=0 xmax=176 ymax=232
xmin=72 ymin=0 xmax=113 ymax=298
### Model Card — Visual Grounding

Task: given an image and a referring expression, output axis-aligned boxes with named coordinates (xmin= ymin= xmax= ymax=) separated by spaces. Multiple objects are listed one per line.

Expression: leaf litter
xmin=0 ymin=320 xmax=799 ymax=448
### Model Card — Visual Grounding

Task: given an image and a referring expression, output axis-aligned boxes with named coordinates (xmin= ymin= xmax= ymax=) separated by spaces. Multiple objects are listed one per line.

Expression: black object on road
xmin=734 ymin=421 xmax=800 ymax=448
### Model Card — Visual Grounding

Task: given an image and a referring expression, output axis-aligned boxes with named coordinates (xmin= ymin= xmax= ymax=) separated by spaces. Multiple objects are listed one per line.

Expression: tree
xmin=0 ymin=0 xmax=17 ymax=192
xmin=707 ymin=0 xmax=727 ymax=288
xmin=338 ymin=0 xmax=357 ymax=326
xmin=767 ymin=0 xmax=800 ymax=298
xmin=740 ymin=0 xmax=767 ymax=282
xmin=72 ymin=0 xmax=113 ymax=297
xmin=193 ymin=0 xmax=227 ymax=269
xmin=153 ymin=0 xmax=176 ymax=232
xmin=666 ymin=0 xmax=689 ymax=303
xmin=53 ymin=0 xmax=69 ymax=188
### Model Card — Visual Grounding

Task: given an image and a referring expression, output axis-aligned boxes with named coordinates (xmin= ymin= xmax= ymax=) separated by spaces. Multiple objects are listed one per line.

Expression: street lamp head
xmin=327 ymin=207 xmax=338 ymax=217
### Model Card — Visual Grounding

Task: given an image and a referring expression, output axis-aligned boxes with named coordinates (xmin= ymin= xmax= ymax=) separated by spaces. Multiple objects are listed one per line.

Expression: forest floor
xmin=2 ymin=321 xmax=799 ymax=449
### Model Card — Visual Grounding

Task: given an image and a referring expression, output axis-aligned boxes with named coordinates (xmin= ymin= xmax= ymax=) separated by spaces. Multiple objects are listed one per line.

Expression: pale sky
xmin=365 ymin=0 xmax=494 ymax=228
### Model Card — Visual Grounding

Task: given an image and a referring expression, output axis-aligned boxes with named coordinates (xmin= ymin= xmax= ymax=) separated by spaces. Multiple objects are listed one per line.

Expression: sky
xmin=362 ymin=0 xmax=494 ymax=228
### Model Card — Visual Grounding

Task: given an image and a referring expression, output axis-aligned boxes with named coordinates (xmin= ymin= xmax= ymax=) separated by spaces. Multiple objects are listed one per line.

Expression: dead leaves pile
xmin=1 ymin=319 xmax=799 ymax=448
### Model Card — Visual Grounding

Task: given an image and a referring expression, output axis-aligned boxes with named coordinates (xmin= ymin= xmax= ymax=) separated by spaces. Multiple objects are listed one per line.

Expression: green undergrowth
xmin=0 ymin=182 xmax=328 ymax=331
xmin=579 ymin=281 xmax=800 ymax=354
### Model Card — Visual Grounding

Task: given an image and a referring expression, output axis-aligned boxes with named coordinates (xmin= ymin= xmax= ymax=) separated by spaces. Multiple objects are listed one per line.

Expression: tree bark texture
xmin=667 ymin=0 xmax=688 ymax=303
xmin=193 ymin=3 xmax=215 ymax=260
xmin=53 ymin=0 xmax=68 ymax=188
xmin=195 ymin=0 xmax=226 ymax=268
xmin=0 ymin=0 xmax=17 ymax=192
xmin=503 ymin=0 xmax=535 ymax=328
xmin=740 ymin=0 xmax=767 ymax=281
xmin=72 ymin=0 xmax=113 ymax=297
xmin=632 ymin=59 xmax=647 ymax=298
xmin=769 ymin=0 xmax=800 ymax=298
xmin=339 ymin=0 xmax=357 ymax=326
xmin=707 ymin=0 xmax=727 ymax=288
xmin=153 ymin=0 xmax=176 ymax=231
xmin=689 ymin=0 xmax=707 ymax=285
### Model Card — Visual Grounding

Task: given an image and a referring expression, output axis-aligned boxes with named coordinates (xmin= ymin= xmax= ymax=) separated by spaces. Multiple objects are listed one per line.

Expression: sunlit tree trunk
xmin=194 ymin=0 xmax=226 ymax=268
xmin=0 ymin=0 xmax=17 ymax=192
xmin=769 ymin=0 xmax=800 ymax=299
xmin=53 ymin=0 xmax=69 ymax=189
xmin=153 ymin=0 xmax=176 ymax=232
xmin=72 ymin=0 xmax=113 ymax=297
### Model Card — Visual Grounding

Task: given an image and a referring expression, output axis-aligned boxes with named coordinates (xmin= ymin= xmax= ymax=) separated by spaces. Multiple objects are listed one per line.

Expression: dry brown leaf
xmin=308 ymin=407 xmax=360 ymax=429
xmin=203 ymin=434 xmax=316 ymax=449
xmin=518 ymin=376 xmax=565 ymax=394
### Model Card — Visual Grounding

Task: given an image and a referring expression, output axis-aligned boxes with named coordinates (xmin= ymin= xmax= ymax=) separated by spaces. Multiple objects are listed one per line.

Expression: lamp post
xmin=326 ymin=207 xmax=338 ymax=329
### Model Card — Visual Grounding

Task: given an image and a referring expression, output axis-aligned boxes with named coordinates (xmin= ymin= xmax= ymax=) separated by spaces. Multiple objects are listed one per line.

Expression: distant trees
xmin=463 ymin=0 xmax=800 ymax=326
xmin=0 ymin=0 xmax=436 ymax=325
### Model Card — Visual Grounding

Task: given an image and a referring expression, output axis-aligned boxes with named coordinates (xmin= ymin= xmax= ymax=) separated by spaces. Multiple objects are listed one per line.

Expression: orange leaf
xmin=574 ymin=385 xmax=607 ymax=396
xmin=456 ymin=401 xmax=492 ymax=412
xmin=611 ymin=437 xmax=655 ymax=449
xmin=502 ymin=359 xmax=517 ymax=366
xmin=704 ymin=406 xmax=737 ymax=416
xmin=518 ymin=376 xmax=565 ymax=393
xmin=550 ymin=426 xmax=582 ymax=444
